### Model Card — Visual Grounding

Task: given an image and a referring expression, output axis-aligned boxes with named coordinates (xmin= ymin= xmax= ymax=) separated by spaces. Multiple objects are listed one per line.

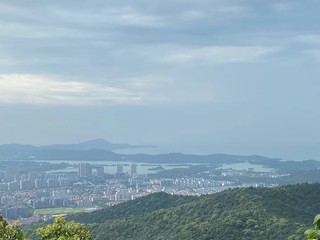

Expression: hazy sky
xmin=0 ymin=0 xmax=320 ymax=160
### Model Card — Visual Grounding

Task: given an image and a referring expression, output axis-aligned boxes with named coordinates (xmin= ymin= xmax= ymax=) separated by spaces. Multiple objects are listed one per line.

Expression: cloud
xmin=0 ymin=22 xmax=89 ymax=39
xmin=302 ymin=49 xmax=320 ymax=62
xmin=0 ymin=74 xmax=215 ymax=106
xmin=271 ymin=3 xmax=290 ymax=12
xmin=53 ymin=6 xmax=165 ymax=28
xmin=177 ymin=4 xmax=251 ymax=23
xmin=0 ymin=1 xmax=253 ymax=42
xmin=0 ymin=59 xmax=18 ymax=66
xmin=115 ymin=75 xmax=215 ymax=105
xmin=163 ymin=46 xmax=279 ymax=64
xmin=0 ymin=74 xmax=143 ymax=106
xmin=294 ymin=34 xmax=320 ymax=45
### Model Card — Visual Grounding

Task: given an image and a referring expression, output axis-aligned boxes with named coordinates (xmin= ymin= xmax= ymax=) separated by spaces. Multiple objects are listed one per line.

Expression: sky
xmin=0 ymin=0 xmax=320 ymax=160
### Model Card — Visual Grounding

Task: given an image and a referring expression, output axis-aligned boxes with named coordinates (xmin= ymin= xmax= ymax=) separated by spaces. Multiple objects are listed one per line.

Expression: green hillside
xmin=69 ymin=192 xmax=196 ymax=224
xmin=85 ymin=183 xmax=320 ymax=240
xmin=27 ymin=183 xmax=320 ymax=240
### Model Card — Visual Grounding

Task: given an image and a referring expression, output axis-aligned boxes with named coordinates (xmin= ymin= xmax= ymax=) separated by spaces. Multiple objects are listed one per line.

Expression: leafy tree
xmin=305 ymin=214 xmax=320 ymax=240
xmin=0 ymin=215 xmax=25 ymax=240
xmin=36 ymin=216 xmax=91 ymax=240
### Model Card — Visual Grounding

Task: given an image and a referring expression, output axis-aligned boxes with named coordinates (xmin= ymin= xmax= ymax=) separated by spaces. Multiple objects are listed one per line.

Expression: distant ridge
xmin=0 ymin=139 xmax=155 ymax=160
xmin=1 ymin=140 xmax=320 ymax=174
xmin=0 ymin=141 xmax=279 ymax=163
xmin=40 ymin=138 xmax=155 ymax=151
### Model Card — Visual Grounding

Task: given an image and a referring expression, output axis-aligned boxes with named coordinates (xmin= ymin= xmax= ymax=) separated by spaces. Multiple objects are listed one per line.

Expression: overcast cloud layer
xmin=1 ymin=0 xmax=320 ymax=160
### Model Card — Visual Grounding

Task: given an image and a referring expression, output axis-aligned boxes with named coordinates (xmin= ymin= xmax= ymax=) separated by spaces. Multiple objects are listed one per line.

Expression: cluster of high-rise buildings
xmin=78 ymin=163 xmax=104 ymax=178
xmin=0 ymin=163 xmax=139 ymax=192
xmin=77 ymin=163 xmax=138 ymax=179
xmin=0 ymin=168 xmax=78 ymax=192
xmin=0 ymin=166 xmax=20 ymax=182
xmin=0 ymin=162 xmax=141 ymax=219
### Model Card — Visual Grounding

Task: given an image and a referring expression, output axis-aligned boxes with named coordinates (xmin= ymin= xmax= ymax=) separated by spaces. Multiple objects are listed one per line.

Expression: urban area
xmin=0 ymin=162 xmax=282 ymax=224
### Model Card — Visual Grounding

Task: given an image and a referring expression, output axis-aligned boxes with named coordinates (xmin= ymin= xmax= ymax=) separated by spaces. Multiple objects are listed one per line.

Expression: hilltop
xmin=69 ymin=192 xmax=196 ymax=224
xmin=55 ymin=183 xmax=320 ymax=240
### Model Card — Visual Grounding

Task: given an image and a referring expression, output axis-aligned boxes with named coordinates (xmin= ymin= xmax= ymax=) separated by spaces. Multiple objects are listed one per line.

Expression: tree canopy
xmin=305 ymin=214 xmax=320 ymax=240
xmin=0 ymin=216 xmax=25 ymax=240
xmin=36 ymin=216 xmax=91 ymax=240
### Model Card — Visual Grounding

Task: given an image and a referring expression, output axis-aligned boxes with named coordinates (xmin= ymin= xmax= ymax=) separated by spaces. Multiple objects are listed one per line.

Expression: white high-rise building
xmin=78 ymin=163 xmax=92 ymax=178
xmin=78 ymin=163 xmax=86 ymax=177
xmin=116 ymin=164 xmax=124 ymax=173
xmin=130 ymin=164 xmax=137 ymax=177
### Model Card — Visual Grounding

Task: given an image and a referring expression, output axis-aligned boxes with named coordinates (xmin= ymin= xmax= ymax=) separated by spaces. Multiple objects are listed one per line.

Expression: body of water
xmin=39 ymin=160 xmax=191 ymax=174
xmin=218 ymin=162 xmax=276 ymax=172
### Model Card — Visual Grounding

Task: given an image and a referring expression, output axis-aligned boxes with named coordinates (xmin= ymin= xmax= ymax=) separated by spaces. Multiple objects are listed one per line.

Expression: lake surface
xmin=39 ymin=159 xmax=276 ymax=174
xmin=219 ymin=162 xmax=276 ymax=172
xmin=38 ymin=160 xmax=191 ymax=174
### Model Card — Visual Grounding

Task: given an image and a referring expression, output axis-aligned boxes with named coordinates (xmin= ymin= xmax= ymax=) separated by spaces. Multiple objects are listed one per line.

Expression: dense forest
xmin=25 ymin=183 xmax=319 ymax=240
xmin=22 ymin=183 xmax=320 ymax=239
xmin=69 ymin=192 xmax=196 ymax=224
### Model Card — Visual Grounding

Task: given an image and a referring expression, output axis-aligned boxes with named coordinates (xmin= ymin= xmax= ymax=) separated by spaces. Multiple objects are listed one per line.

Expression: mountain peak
xmin=80 ymin=138 xmax=112 ymax=146
xmin=42 ymin=138 xmax=153 ymax=151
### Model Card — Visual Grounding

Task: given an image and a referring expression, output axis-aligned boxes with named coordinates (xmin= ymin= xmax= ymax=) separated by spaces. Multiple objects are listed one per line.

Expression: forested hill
xmin=77 ymin=183 xmax=320 ymax=240
xmin=68 ymin=192 xmax=196 ymax=224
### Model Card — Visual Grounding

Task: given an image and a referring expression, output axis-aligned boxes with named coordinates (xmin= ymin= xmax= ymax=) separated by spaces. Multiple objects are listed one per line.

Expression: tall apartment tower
xmin=116 ymin=164 xmax=124 ymax=173
xmin=96 ymin=166 xmax=104 ymax=178
xmin=91 ymin=165 xmax=105 ymax=178
xmin=29 ymin=172 xmax=38 ymax=181
xmin=78 ymin=163 xmax=92 ymax=178
xmin=130 ymin=164 xmax=137 ymax=177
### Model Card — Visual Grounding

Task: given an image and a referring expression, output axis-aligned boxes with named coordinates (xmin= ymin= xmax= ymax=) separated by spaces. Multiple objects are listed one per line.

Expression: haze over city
xmin=2 ymin=2 xmax=320 ymax=240
xmin=0 ymin=0 xmax=320 ymax=160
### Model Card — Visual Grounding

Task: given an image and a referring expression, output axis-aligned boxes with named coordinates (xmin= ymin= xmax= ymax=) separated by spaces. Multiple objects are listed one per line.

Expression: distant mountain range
xmin=0 ymin=139 xmax=277 ymax=164
xmin=40 ymin=138 xmax=154 ymax=151
xmin=0 ymin=139 xmax=154 ymax=160
xmin=1 ymin=139 xmax=320 ymax=174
